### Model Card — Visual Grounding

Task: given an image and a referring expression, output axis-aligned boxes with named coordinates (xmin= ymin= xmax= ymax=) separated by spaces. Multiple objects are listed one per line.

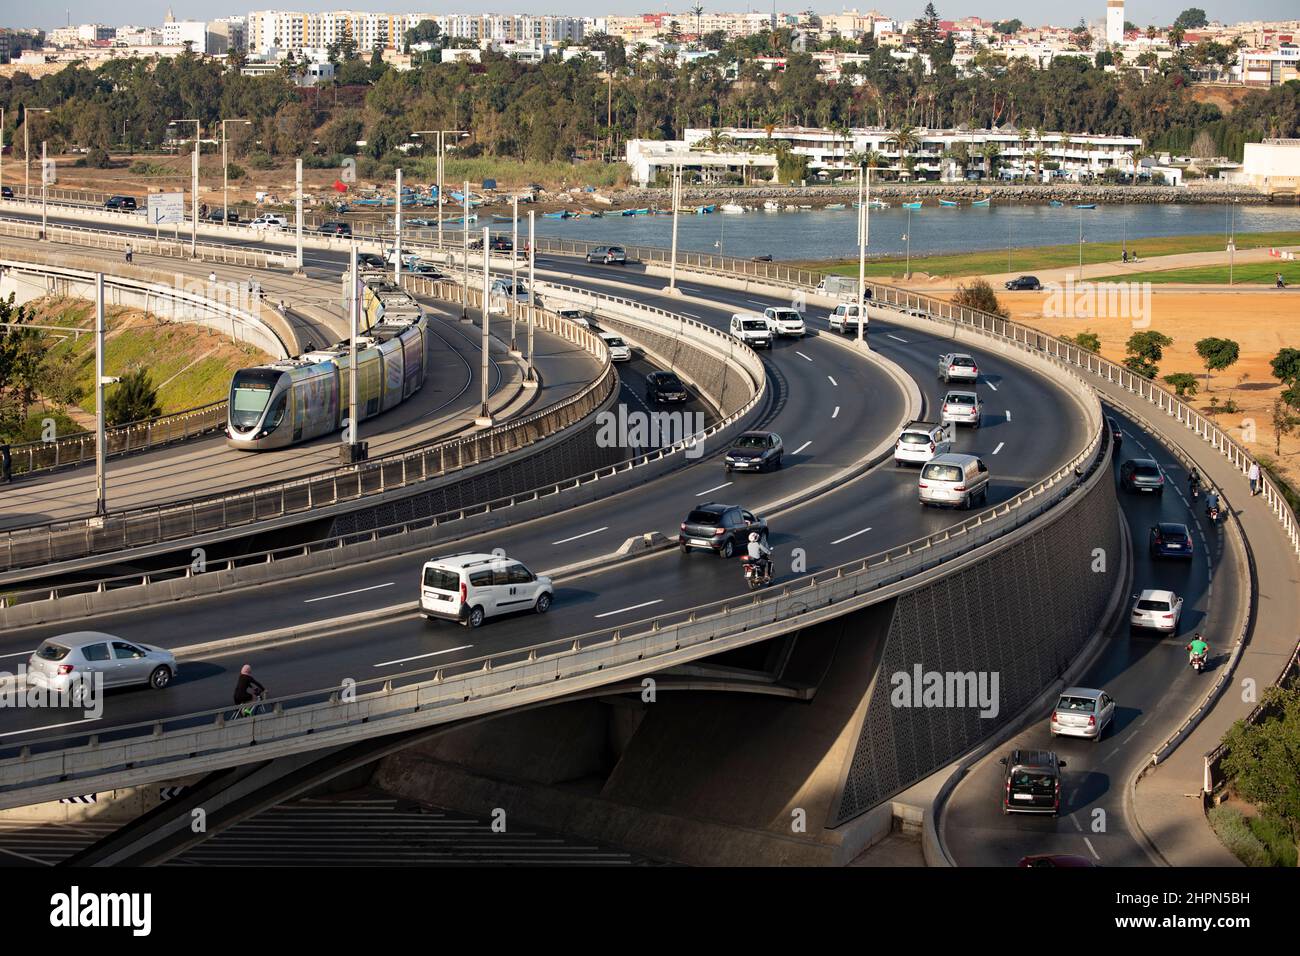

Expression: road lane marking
xmin=1083 ymin=838 xmax=1101 ymax=861
xmin=552 ymin=527 xmax=609 ymax=545
xmin=747 ymin=299 xmax=768 ymax=306
xmin=696 ymin=481 xmax=733 ymax=496
xmin=374 ymin=645 xmax=474 ymax=668
xmin=595 ymin=599 xmax=663 ymax=619
xmin=986 ymin=381 xmax=998 ymax=391
xmin=796 ymin=351 xmax=813 ymax=362
xmin=1005 ymin=410 xmax=1012 ymax=421
xmin=831 ymin=527 xmax=872 ymax=545
xmin=305 ymin=583 xmax=394 ymax=603
xmin=0 ymin=650 xmax=34 ymax=660
xmin=792 ymin=441 xmax=811 ymax=455
xmin=0 ymin=717 xmax=102 ymax=738
xmin=832 ymin=406 xmax=840 ymax=418
xmin=827 ymin=375 xmax=838 ymax=386
xmin=886 ymin=334 xmax=908 ymax=343
xmin=992 ymin=442 xmax=1005 ymax=455
xmin=680 ymin=311 xmax=701 ymax=319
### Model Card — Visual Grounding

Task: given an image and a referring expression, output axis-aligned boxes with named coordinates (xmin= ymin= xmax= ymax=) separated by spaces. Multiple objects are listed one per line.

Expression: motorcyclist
xmin=1205 ymin=489 xmax=1220 ymax=519
xmin=233 ymin=664 xmax=266 ymax=710
xmin=1188 ymin=466 xmax=1201 ymax=498
xmin=746 ymin=531 xmax=772 ymax=581
xmin=1186 ymin=634 xmax=1210 ymax=666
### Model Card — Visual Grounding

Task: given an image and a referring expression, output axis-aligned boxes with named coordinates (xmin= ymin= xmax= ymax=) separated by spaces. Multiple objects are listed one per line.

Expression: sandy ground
xmin=993 ymin=289 xmax=1300 ymax=487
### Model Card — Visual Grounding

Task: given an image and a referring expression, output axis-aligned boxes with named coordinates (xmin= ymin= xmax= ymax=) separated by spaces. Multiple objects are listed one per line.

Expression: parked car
xmin=1004 ymin=275 xmax=1042 ymax=291
xmin=724 ymin=431 xmax=783 ymax=473
xmin=940 ymin=390 xmax=982 ymax=429
xmin=597 ymin=331 xmax=631 ymax=362
xmin=678 ymin=503 xmax=767 ymax=558
xmin=419 ymin=552 xmax=552 ymax=628
xmin=470 ymin=234 xmax=514 ymax=252
xmin=26 ymin=632 xmax=176 ymax=704
xmin=894 ymin=420 xmax=953 ymax=466
xmin=937 ymin=352 xmax=979 ymax=384
xmin=763 ymin=306 xmax=806 ymax=337
xmin=318 ymin=220 xmax=352 ymax=237
xmin=1130 ymin=588 xmax=1183 ymax=634
xmin=645 ymin=370 xmax=688 ymax=404
xmin=1050 ymin=687 xmax=1115 ymax=742
xmin=1119 ymin=458 xmax=1165 ymax=495
xmin=104 ymin=195 xmax=138 ymax=211
xmin=1000 ymin=749 xmax=1066 ymax=816
xmin=249 ymin=213 xmax=287 ymax=231
xmin=730 ymin=312 xmax=773 ymax=349
xmin=918 ymin=453 xmax=990 ymax=509
xmin=1149 ymin=522 xmax=1194 ymax=559
xmin=585 ymin=245 xmax=627 ymax=265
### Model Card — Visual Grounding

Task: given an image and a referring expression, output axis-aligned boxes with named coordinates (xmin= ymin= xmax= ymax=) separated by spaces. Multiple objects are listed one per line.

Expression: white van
xmin=918 ymin=453 xmax=990 ymax=509
xmin=598 ymin=331 xmax=631 ymax=361
xmin=828 ymin=303 xmax=869 ymax=334
xmin=420 ymin=552 xmax=553 ymax=628
xmin=730 ymin=312 xmax=773 ymax=349
xmin=763 ymin=306 xmax=806 ymax=337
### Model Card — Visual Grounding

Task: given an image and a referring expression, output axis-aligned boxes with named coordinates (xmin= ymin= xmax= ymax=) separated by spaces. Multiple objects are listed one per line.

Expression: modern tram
xmin=226 ymin=277 xmax=428 ymax=450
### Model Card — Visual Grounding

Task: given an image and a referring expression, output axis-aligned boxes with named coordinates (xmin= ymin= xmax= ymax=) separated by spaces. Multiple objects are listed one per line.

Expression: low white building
xmin=625 ymin=139 xmax=777 ymax=186
xmin=1229 ymin=139 xmax=1300 ymax=193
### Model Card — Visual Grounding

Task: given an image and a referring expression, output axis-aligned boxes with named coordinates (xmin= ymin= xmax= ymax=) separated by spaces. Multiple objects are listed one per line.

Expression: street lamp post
xmin=412 ymin=129 xmax=466 ymax=254
xmin=904 ymin=205 xmax=913 ymax=280
xmin=394 ymin=165 xmax=403 ymax=283
xmin=509 ymin=193 xmax=520 ymax=354
xmin=0 ymin=107 xmax=5 ymax=201
xmin=664 ymin=163 xmax=682 ymax=295
xmin=94 ymin=273 xmax=121 ymax=516
xmin=460 ymin=179 xmax=470 ymax=321
xmin=475 ymin=226 xmax=493 ymax=427
xmin=23 ymin=108 xmax=50 ymax=203
xmin=221 ymin=118 xmax=251 ymax=225
xmin=40 ymin=140 xmax=48 ymax=240
xmin=1228 ymin=200 xmax=1238 ymax=287
xmin=857 ymin=164 xmax=869 ymax=346
xmin=525 ymin=209 xmax=537 ymax=387
xmin=170 ymin=119 xmax=201 ymax=256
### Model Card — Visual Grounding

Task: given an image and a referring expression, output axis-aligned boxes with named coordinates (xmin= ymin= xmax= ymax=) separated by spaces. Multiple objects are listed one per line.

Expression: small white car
xmin=940 ymin=390 xmax=981 ymax=428
xmin=938 ymin=353 xmax=979 ymax=384
xmin=827 ymin=303 xmax=868 ymax=334
xmin=1130 ymin=588 xmax=1183 ymax=635
xmin=598 ymin=331 xmax=631 ymax=361
xmin=488 ymin=278 xmax=529 ymax=315
xmin=420 ymin=552 xmax=553 ymax=628
xmin=730 ymin=312 xmax=773 ymax=349
xmin=555 ymin=308 xmax=591 ymax=328
xmin=248 ymin=214 xmax=288 ymax=231
xmin=895 ymin=421 xmax=953 ymax=466
xmin=1050 ymin=687 xmax=1115 ymax=742
xmin=763 ymin=306 xmax=806 ymax=337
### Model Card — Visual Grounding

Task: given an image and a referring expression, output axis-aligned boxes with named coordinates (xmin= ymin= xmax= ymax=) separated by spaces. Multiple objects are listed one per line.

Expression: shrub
xmin=247 ymin=151 xmax=276 ymax=170
xmin=225 ymin=162 xmax=245 ymax=180
xmin=1208 ymin=805 xmax=1272 ymax=867
xmin=952 ymin=278 xmax=1009 ymax=318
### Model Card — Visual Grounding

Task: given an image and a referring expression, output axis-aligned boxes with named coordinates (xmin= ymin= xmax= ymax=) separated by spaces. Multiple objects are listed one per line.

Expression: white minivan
xmin=828 ymin=303 xmax=869 ymax=334
xmin=730 ymin=312 xmax=773 ymax=349
xmin=918 ymin=453 xmax=990 ymax=509
xmin=420 ymin=552 xmax=553 ymax=628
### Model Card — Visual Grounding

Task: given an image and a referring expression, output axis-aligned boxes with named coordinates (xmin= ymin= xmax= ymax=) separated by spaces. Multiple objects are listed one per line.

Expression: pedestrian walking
xmin=124 ymin=243 xmax=133 ymax=264
xmin=1122 ymin=249 xmax=1128 ymax=263
xmin=1277 ymin=273 xmax=1286 ymax=289
xmin=209 ymin=270 xmax=217 ymax=284
xmin=1248 ymin=461 xmax=1260 ymax=496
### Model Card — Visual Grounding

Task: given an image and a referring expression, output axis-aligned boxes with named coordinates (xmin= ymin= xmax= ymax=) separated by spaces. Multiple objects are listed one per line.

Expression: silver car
xmin=940 ymin=390 xmax=982 ymax=428
xmin=1130 ymin=588 xmax=1183 ymax=634
xmin=1051 ymin=687 xmax=1115 ymax=742
xmin=26 ymin=632 xmax=176 ymax=703
xmin=938 ymin=353 xmax=979 ymax=384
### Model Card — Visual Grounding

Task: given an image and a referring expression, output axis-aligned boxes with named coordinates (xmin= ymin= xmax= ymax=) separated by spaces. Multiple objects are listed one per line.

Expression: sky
xmin=5 ymin=1 xmax=1295 ymax=34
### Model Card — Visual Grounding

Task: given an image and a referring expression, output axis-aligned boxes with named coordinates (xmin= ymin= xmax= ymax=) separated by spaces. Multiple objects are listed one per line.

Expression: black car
xmin=318 ymin=220 xmax=352 ymax=237
xmin=104 ymin=195 xmax=137 ymax=211
xmin=0 ymin=186 xmax=12 ymax=200
xmin=470 ymin=235 xmax=513 ymax=252
xmin=645 ymin=370 xmax=688 ymax=404
xmin=679 ymin=503 xmax=767 ymax=558
xmin=1000 ymin=749 xmax=1066 ymax=816
xmin=1107 ymin=416 xmax=1123 ymax=449
xmin=586 ymin=245 xmax=627 ymax=265
xmin=1150 ymin=522 xmax=1194 ymax=559
xmin=409 ymin=262 xmax=446 ymax=279
xmin=724 ymin=431 xmax=784 ymax=473
xmin=1004 ymin=275 xmax=1042 ymax=291
xmin=207 ymin=209 xmax=240 ymax=223
xmin=1120 ymin=458 xmax=1165 ymax=495
xmin=358 ymin=252 xmax=386 ymax=270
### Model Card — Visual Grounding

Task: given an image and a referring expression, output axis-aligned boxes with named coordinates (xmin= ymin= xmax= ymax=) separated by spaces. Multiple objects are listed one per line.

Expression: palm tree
xmin=981 ymin=141 xmax=1002 ymax=180
xmin=887 ymin=124 xmax=920 ymax=180
xmin=1029 ymin=148 xmax=1048 ymax=181
xmin=692 ymin=4 xmax=704 ymax=44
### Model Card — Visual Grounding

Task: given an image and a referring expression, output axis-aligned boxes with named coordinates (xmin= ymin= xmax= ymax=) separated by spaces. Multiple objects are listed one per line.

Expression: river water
xmin=527 ymin=203 xmax=1299 ymax=261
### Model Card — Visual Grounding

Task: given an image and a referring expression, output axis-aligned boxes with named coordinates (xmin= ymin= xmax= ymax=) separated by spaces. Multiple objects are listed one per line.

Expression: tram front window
xmin=230 ymin=370 xmax=279 ymax=430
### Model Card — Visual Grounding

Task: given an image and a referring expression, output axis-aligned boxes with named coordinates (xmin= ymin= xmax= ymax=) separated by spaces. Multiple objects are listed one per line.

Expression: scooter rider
xmin=1188 ymin=466 xmax=1201 ymax=498
xmin=1186 ymin=634 xmax=1209 ymax=666
xmin=1205 ymin=488 xmax=1220 ymax=520
xmin=746 ymin=531 xmax=772 ymax=581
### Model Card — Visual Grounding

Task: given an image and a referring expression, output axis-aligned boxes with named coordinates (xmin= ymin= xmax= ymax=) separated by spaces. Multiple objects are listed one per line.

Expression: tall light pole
xmin=475 ymin=226 xmax=493 ymax=427
xmin=347 ymin=244 xmax=361 ymax=461
xmin=1228 ymin=199 xmax=1238 ymax=287
xmin=411 ymin=129 xmax=465 ymax=253
xmin=394 ymin=165 xmax=403 ymax=282
xmin=221 ymin=118 xmax=250 ymax=225
xmin=170 ymin=119 xmax=201 ymax=256
xmin=525 ymin=209 xmax=537 ymax=387
xmin=1077 ymin=206 xmax=1084 ymax=280
xmin=509 ymin=193 xmax=519 ymax=354
xmin=39 ymin=140 xmax=48 ymax=240
xmin=857 ymin=164 xmax=869 ymax=346
xmin=664 ymin=163 xmax=682 ymax=294
xmin=294 ymin=156 xmax=305 ymax=273
xmin=22 ymin=108 xmax=49 ymax=202
xmin=904 ymin=205 xmax=913 ymax=280
xmin=94 ymin=273 xmax=121 ymax=517
xmin=460 ymin=180 xmax=470 ymax=321
xmin=0 ymin=107 xmax=6 ymax=201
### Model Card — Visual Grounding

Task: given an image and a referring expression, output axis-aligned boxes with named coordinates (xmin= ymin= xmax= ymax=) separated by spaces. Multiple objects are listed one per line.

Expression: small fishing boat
xmin=1075 ymin=203 xmax=1097 ymax=210
xmin=586 ymin=210 xmax=604 ymax=218
xmin=632 ymin=207 xmax=651 ymax=215
xmin=720 ymin=203 xmax=746 ymax=214
xmin=902 ymin=200 xmax=923 ymax=209
xmin=542 ymin=210 xmax=572 ymax=219
xmin=797 ymin=204 xmax=812 ymax=210
xmin=762 ymin=200 xmax=781 ymax=211
xmin=696 ymin=204 xmax=716 ymax=214
xmin=825 ymin=203 xmax=846 ymax=210
xmin=869 ymin=199 xmax=890 ymax=209
xmin=491 ymin=214 xmax=515 ymax=223
xmin=1048 ymin=200 xmax=1064 ymax=207
xmin=939 ymin=198 xmax=960 ymax=207
xmin=970 ymin=198 xmax=990 ymax=207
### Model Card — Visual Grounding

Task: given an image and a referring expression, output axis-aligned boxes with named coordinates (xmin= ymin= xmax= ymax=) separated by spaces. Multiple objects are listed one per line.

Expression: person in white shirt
xmin=1248 ymin=461 xmax=1260 ymax=496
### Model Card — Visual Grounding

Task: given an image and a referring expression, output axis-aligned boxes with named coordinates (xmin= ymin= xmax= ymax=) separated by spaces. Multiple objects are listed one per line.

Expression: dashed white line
xmin=886 ymin=334 xmax=908 ymax=343
xmin=1083 ymin=837 xmax=1101 ymax=861
xmin=796 ymin=351 xmax=813 ymax=362
xmin=986 ymin=381 xmax=998 ymax=391
xmin=595 ymin=599 xmax=664 ymax=619
xmin=1005 ymin=410 xmax=1012 ymax=421
xmin=992 ymin=442 xmax=1005 ymax=455
xmin=552 ymin=527 xmax=609 ymax=545
xmin=831 ymin=527 xmax=873 ymax=545
xmin=0 ymin=717 xmax=102 ymax=738
xmin=792 ymin=441 xmax=811 ymax=455
xmin=827 ymin=375 xmax=838 ymax=386
xmin=680 ymin=311 xmax=701 ymax=319
xmin=374 ymin=645 xmax=474 ymax=668
xmin=832 ymin=405 xmax=841 ymax=419
xmin=747 ymin=298 xmax=768 ymax=306
xmin=696 ymin=481 xmax=733 ymax=496
xmin=0 ymin=650 xmax=33 ymax=660
xmin=305 ymin=583 xmax=394 ymax=603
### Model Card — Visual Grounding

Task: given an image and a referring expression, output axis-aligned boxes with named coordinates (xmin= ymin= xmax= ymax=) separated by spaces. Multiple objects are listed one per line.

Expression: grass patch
xmin=127 ymin=161 xmax=175 ymax=177
xmin=1093 ymin=261 xmax=1300 ymax=285
xmin=808 ymin=230 xmax=1300 ymax=279
xmin=1208 ymin=805 xmax=1274 ymax=866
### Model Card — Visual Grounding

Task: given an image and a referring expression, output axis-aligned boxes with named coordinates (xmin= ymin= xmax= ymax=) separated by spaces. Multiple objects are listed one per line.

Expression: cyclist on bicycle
xmin=233 ymin=664 xmax=265 ymax=710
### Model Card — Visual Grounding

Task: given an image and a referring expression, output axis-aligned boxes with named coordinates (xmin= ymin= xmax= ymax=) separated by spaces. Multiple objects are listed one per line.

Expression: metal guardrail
xmin=0 ymin=215 xmax=279 ymax=269
xmin=0 ymin=286 xmax=614 ymax=573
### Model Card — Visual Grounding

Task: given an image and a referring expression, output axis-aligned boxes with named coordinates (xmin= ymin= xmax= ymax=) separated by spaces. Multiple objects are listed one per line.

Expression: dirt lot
xmin=998 ymin=289 xmax=1300 ymax=487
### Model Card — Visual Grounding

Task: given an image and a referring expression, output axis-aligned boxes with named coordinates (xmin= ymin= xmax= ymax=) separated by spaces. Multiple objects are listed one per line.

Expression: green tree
xmin=1163 ymin=372 xmax=1199 ymax=397
xmin=1220 ymin=686 xmax=1300 ymax=845
xmin=915 ymin=3 xmax=941 ymax=51
xmin=1194 ymin=337 xmax=1239 ymax=392
xmin=1174 ymin=8 xmax=1209 ymax=31
xmin=1270 ymin=347 xmax=1300 ymax=409
xmin=952 ymin=279 xmax=1009 ymax=318
xmin=104 ymin=368 xmax=161 ymax=426
xmin=1072 ymin=331 xmax=1101 ymax=352
xmin=1124 ymin=330 xmax=1173 ymax=379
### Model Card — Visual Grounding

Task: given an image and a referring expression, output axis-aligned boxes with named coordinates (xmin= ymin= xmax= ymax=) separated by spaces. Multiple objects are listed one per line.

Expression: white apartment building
xmin=245 ymin=11 xmax=582 ymax=55
xmin=48 ymin=24 xmax=114 ymax=47
xmin=625 ymin=138 xmax=778 ymax=186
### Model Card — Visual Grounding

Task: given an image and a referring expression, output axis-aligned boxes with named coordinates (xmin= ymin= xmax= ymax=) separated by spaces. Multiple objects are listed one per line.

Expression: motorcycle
xmin=1205 ymin=499 xmax=1221 ymax=522
xmin=1188 ymin=651 xmax=1207 ymax=673
xmin=742 ymin=557 xmax=772 ymax=591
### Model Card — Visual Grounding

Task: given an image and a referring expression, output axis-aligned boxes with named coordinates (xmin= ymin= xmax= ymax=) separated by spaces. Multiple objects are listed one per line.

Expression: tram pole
xmin=476 ymin=226 xmax=493 ymax=427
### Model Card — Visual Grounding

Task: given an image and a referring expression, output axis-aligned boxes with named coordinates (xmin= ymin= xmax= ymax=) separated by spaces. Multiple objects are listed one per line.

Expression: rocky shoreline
xmin=609 ymin=182 xmax=1283 ymax=206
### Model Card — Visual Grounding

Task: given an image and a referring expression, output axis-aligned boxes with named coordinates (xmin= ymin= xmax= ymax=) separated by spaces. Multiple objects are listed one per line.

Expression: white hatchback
xmin=249 ymin=214 xmax=287 ymax=231
xmin=1130 ymin=588 xmax=1183 ymax=635
xmin=420 ymin=552 xmax=553 ymax=628
xmin=940 ymin=390 xmax=982 ymax=428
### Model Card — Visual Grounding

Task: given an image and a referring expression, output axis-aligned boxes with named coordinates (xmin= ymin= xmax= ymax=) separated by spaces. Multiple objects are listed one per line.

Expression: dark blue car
xmin=1149 ymin=522 xmax=1193 ymax=559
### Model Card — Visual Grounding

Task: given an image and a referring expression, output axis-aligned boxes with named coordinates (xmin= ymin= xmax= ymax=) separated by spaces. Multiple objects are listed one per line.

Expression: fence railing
xmin=0 ymin=215 xmax=281 ymax=269
xmin=0 ymin=287 xmax=614 ymax=573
